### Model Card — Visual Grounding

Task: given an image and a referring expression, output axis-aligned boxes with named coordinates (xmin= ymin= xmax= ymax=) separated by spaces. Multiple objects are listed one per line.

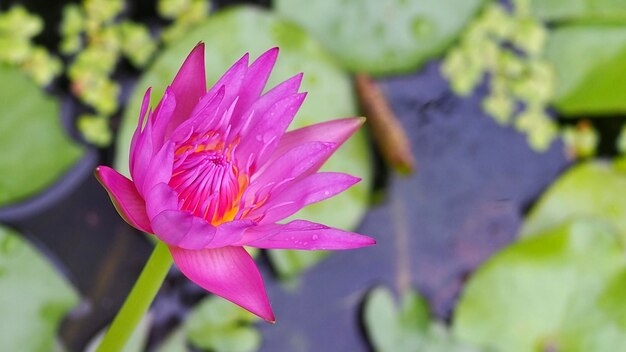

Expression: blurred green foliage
xmin=60 ymin=0 xmax=158 ymax=146
xmin=0 ymin=65 xmax=83 ymax=206
xmin=0 ymin=225 xmax=80 ymax=351
xmin=276 ymin=0 xmax=485 ymax=76
xmin=364 ymin=286 xmax=483 ymax=352
xmin=454 ymin=219 xmax=626 ymax=351
xmin=158 ymin=295 xmax=260 ymax=352
xmin=0 ymin=6 xmax=62 ymax=85
xmin=158 ymin=0 xmax=212 ymax=43
xmin=442 ymin=0 xmax=558 ymax=151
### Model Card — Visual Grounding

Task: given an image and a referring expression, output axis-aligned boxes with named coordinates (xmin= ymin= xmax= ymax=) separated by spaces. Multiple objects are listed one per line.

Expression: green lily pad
xmin=546 ymin=25 xmax=626 ymax=115
xmin=157 ymin=295 xmax=261 ymax=352
xmin=116 ymin=6 xmax=372 ymax=279
xmin=156 ymin=328 xmax=187 ymax=352
xmin=453 ymin=219 xmax=626 ymax=352
xmin=364 ymin=286 xmax=482 ymax=352
xmin=275 ymin=0 xmax=486 ymax=76
xmin=0 ymin=225 xmax=80 ymax=351
xmin=364 ymin=286 xmax=430 ymax=351
xmin=521 ymin=161 xmax=626 ymax=241
xmin=530 ymin=0 xmax=626 ymax=23
xmin=186 ymin=295 xmax=260 ymax=352
xmin=0 ymin=65 xmax=83 ymax=206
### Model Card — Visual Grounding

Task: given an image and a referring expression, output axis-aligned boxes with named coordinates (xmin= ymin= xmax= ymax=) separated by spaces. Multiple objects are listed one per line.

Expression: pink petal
xmin=95 ymin=166 xmax=152 ymax=233
xmin=235 ymin=92 xmax=307 ymax=171
xmin=243 ymin=141 xmax=336 ymax=205
xmin=212 ymin=220 xmax=256 ymax=247
xmin=233 ymin=73 xmax=303 ymax=138
xmin=246 ymin=172 xmax=360 ymax=224
xmin=151 ymin=210 xmax=216 ymax=249
xmin=170 ymin=86 xmax=226 ymax=143
xmin=129 ymin=88 xmax=152 ymax=174
xmin=236 ymin=220 xmax=376 ymax=250
xmin=140 ymin=142 xmax=175 ymax=196
xmin=233 ymin=47 xmax=279 ymax=118
xmin=170 ymin=245 xmax=275 ymax=322
xmin=150 ymin=87 xmax=177 ymax=148
xmin=203 ymin=53 xmax=249 ymax=125
xmin=166 ymin=42 xmax=207 ymax=134
xmin=145 ymin=182 xmax=179 ymax=219
xmin=273 ymin=117 xmax=365 ymax=159
xmin=130 ymin=108 xmax=155 ymax=188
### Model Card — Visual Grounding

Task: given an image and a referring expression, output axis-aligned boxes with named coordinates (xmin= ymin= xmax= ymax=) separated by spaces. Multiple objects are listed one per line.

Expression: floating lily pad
xmin=275 ymin=0 xmax=486 ymax=76
xmin=364 ymin=286 xmax=430 ymax=351
xmin=522 ymin=161 xmax=626 ymax=241
xmin=0 ymin=225 xmax=80 ymax=351
xmin=546 ymin=25 xmax=626 ymax=115
xmin=453 ymin=220 xmax=626 ymax=352
xmin=158 ymin=295 xmax=260 ymax=352
xmin=116 ymin=6 xmax=372 ymax=278
xmin=186 ymin=296 xmax=260 ymax=352
xmin=530 ymin=0 xmax=626 ymax=22
xmin=0 ymin=65 xmax=83 ymax=206
xmin=364 ymin=286 xmax=482 ymax=352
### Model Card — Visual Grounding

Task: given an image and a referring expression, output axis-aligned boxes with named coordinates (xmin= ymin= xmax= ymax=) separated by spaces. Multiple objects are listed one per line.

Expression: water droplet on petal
xmin=312 ymin=235 xmax=319 ymax=240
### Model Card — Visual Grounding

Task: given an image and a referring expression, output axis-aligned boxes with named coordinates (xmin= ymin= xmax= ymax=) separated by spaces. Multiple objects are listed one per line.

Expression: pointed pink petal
xmin=233 ymin=73 xmax=303 ymax=137
xmin=129 ymin=88 xmax=152 ymax=174
xmin=145 ymin=182 xmax=179 ymax=219
xmin=171 ymin=86 xmax=226 ymax=143
xmin=166 ymin=42 xmax=207 ymax=133
xmin=170 ymin=246 xmax=275 ymax=322
xmin=95 ymin=166 xmax=152 ymax=233
xmin=273 ymin=117 xmax=365 ymax=159
xmin=246 ymin=172 xmax=360 ymax=224
xmin=236 ymin=220 xmax=376 ymax=250
xmin=233 ymin=48 xmax=279 ymax=118
xmin=235 ymin=92 xmax=307 ymax=171
xmin=141 ymin=142 xmax=174 ymax=196
xmin=151 ymin=210 xmax=216 ymax=249
xmin=150 ymin=87 xmax=177 ymax=148
xmin=211 ymin=220 xmax=256 ymax=247
xmin=130 ymin=108 xmax=155 ymax=188
xmin=242 ymin=142 xmax=336 ymax=207
xmin=203 ymin=53 xmax=249 ymax=126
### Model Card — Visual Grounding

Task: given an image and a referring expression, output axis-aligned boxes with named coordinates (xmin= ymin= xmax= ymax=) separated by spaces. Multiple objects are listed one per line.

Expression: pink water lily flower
xmin=96 ymin=43 xmax=375 ymax=322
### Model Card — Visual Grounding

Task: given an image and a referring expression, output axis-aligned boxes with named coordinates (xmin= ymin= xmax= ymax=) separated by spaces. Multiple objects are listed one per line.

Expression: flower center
xmin=169 ymin=132 xmax=247 ymax=225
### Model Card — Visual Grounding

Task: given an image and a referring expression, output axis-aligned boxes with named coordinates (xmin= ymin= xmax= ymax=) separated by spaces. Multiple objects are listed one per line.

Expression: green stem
xmin=97 ymin=240 xmax=172 ymax=352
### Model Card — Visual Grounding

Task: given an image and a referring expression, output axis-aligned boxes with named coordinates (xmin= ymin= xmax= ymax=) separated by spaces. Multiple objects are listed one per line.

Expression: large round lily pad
xmin=116 ymin=6 xmax=372 ymax=278
xmin=453 ymin=219 xmax=626 ymax=352
xmin=0 ymin=225 xmax=79 ymax=351
xmin=530 ymin=0 xmax=626 ymax=22
xmin=521 ymin=160 xmax=626 ymax=241
xmin=275 ymin=0 xmax=485 ymax=76
xmin=0 ymin=65 xmax=83 ymax=206
xmin=546 ymin=25 xmax=626 ymax=115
